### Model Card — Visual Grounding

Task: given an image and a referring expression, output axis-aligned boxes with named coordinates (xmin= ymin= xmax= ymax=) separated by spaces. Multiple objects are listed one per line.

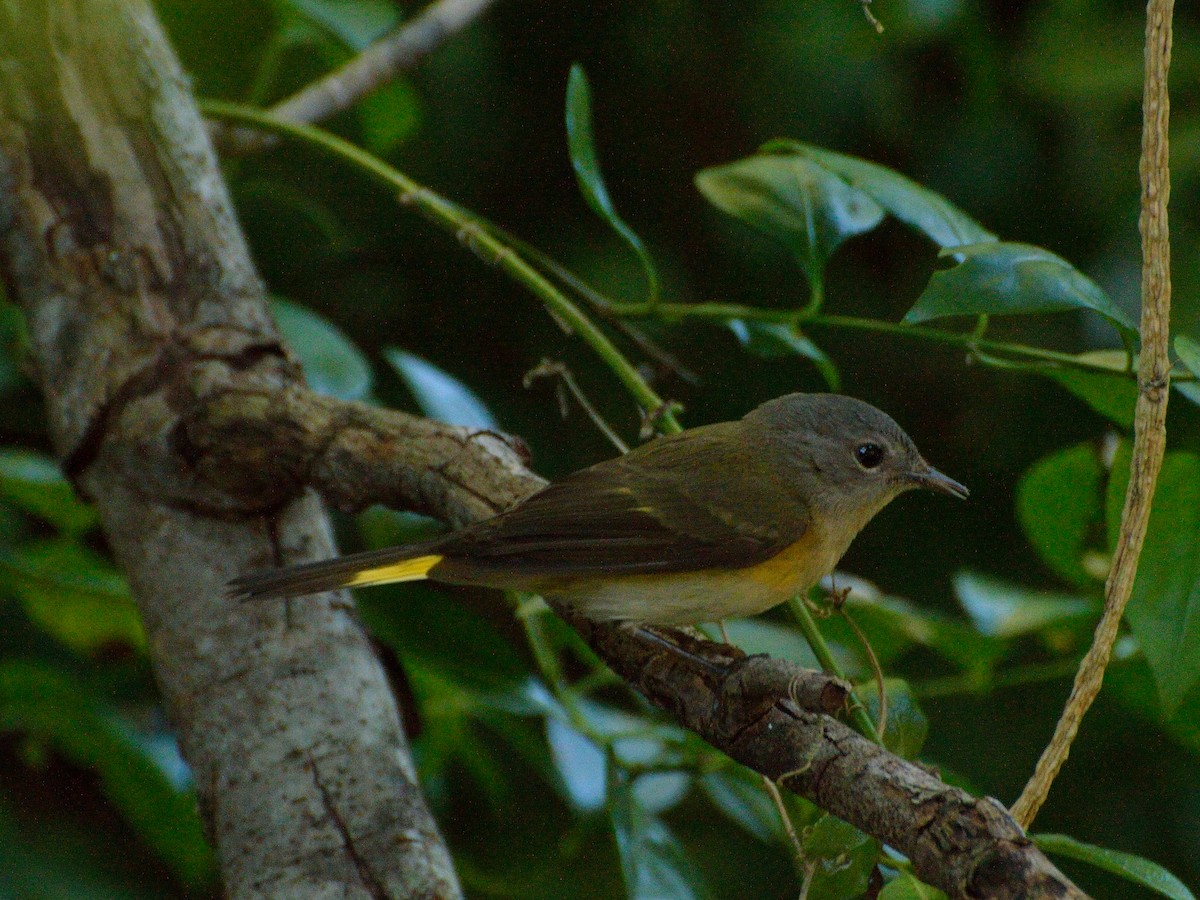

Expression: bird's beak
xmin=909 ymin=466 xmax=970 ymax=499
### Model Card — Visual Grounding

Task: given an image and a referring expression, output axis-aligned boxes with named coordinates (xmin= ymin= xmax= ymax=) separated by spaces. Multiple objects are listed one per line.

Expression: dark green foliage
xmin=6 ymin=0 xmax=1200 ymax=896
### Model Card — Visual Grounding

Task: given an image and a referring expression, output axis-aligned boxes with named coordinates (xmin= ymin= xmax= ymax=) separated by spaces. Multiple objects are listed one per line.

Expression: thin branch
xmin=220 ymin=0 xmax=499 ymax=154
xmin=1010 ymin=0 xmax=1174 ymax=828
xmin=202 ymin=100 xmax=683 ymax=434
xmin=612 ymin=302 xmax=1195 ymax=383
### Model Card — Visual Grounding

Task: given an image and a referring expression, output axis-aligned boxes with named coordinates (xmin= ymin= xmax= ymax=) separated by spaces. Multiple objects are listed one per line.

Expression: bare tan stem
xmin=221 ymin=0 xmax=498 ymax=153
xmin=1010 ymin=0 xmax=1173 ymax=828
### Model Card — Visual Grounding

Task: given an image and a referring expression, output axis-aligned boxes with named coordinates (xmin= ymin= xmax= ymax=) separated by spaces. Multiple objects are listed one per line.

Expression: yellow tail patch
xmin=346 ymin=554 xmax=443 ymax=588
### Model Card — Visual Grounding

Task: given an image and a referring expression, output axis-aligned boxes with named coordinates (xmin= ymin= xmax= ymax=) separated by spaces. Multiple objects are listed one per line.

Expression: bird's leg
xmin=624 ymin=622 xmax=731 ymax=676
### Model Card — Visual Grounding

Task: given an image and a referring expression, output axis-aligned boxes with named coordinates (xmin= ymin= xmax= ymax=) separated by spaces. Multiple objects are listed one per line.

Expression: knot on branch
xmin=178 ymin=383 xmax=543 ymax=525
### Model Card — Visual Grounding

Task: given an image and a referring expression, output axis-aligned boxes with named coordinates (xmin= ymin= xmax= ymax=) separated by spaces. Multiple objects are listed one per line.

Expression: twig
xmin=761 ymin=775 xmax=808 ymax=872
xmin=202 ymin=101 xmax=683 ymax=434
xmin=1010 ymin=0 xmax=1173 ymax=828
xmin=524 ymin=358 xmax=630 ymax=453
xmin=788 ymin=594 xmax=883 ymax=744
xmin=221 ymin=0 xmax=499 ymax=153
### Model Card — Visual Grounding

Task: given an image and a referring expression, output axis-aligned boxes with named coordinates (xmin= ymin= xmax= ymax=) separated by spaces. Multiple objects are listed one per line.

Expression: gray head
xmin=745 ymin=393 xmax=967 ymax=522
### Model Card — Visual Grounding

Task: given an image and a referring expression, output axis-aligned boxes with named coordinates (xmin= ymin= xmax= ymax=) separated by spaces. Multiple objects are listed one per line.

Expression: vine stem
xmin=1010 ymin=0 xmax=1173 ymax=828
xmin=611 ymin=301 xmax=1195 ymax=382
xmin=788 ymin=596 xmax=882 ymax=745
xmin=200 ymin=100 xmax=681 ymax=435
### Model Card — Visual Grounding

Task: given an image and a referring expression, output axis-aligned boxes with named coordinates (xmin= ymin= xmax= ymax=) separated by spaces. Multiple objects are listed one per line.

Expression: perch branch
xmin=1010 ymin=0 xmax=1174 ymax=827
xmin=181 ymin=382 xmax=1087 ymax=899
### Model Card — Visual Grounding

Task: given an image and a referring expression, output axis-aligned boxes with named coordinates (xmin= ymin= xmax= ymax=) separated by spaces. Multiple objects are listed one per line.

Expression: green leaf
xmin=879 ymin=872 xmax=948 ymax=899
xmin=858 ymin=678 xmax=928 ymax=759
xmin=546 ymin=716 xmax=607 ymax=811
xmin=271 ymin=297 xmax=372 ymax=400
xmin=384 ymin=347 xmax=498 ymax=429
xmin=1034 ymin=833 xmax=1196 ymax=900
xmin=727 ymin=319 xmax=841 ymax=389
xmin=904 ymin=242 xmax=1138 ymax=336
xmin=1175 ymin=335 xmax=1200 ymax=408
xmin=356 ymin=583 xmax=526 ymax=695
xmin=802 ymin=815 xmax=880 ymax=899
xmin=1045 ymin=354 xmax=1138 ymax=429
xmin=696 ymin=153 xmax=884 ymax=286
xmin=0 ymin=450 xmax=97 ymax=534
xmin=0 ymin=299 xmax=30 ymax=398
xmin=0 ymin=662 xmax=215 ymax=886
xmin=276 ymin=0 xmax=398 ymax=50
xmin=1017 ymin=444 xmax=1105 ymax=585
xmin=838 ymin=592 xmax=1006 ymax=678
xmin=763 ymin=140 xmax=995 ymax=248
xmin=721 ymin=618 xmax=823 ymax=670
xmin=953 ymin=571 xmax=1096 ymax=639
xmin=611 ymin=770 xmax=711 ymax=900
xmin=1107 ymin=448 xmax=1200 ymax=715
xmin=357 ymin=79 xmax=421 ymax=156
xmin=699 ymin=769 xmax=784 ymax=844
xmin=565 ymin=65 xmax=659 ymax=303
xmin=0 ymin=539 xmax=144 ymax=654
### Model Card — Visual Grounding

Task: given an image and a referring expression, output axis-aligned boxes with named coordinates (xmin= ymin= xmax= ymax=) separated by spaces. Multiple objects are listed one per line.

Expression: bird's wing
xmin=438 ymin=422 xmax=810 ymax=579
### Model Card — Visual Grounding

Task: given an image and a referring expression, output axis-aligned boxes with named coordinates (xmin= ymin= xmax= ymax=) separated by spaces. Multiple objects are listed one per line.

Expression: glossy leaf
xmin=271 ymin=297 xmax=373 ymax=400
xmin=0 ymin=662 xmax=214 ymax=886
xmin=357 ymin=79 xmax=421 ymax=155
xmin=838 ymin=593 xmax=1005 ymax=678
xmin=545 ymin=716 xmax=607 ymax=811
xmin=696 ymin=154 xmax=884 ymax=284
xmin=0 ymin=450 xmax=97 ymax=534
xmin=879 ymin=872 xmax=948 ymax=899
xmin=700 ymin=769 xmax=783 ymax=843
xmin=384 ymin=347 xmax=498 ymax=429
xmin=1017 ymin=443 xmax=1104 ymax=585
xmin=954 ymin=571 xmax=1096 ymax=639
xmin=904 ymin=242 xmax=1137 ymax=336
xmin=611 ymin=771 xmax=711 ymax=900
xmin=356 ymin=583 xmax=526 ymax=694
xmin=1046 ymin=355 xmax=1137 ymax=429
xmin=566 ymin=65 xmax=659 ymax=302
xmin=802 ymin=814 xmax=880 ymax=899
xmin=1107 ymin=448 xmax=1200 ymax=715
xmin=763 ymin=140 xmax=995 ymax=248
xmin=727 ymin=319 xmax=841 ymax=389
xmin=858 ymin=678 xmax=928 ymax=759
xmin=1034 ymin=833 xmax=1195 ymax=900
xmin=277 ymin=0 xmax=398 ymax=50
xmin=0 ymin=540 xmax=144 ymax=654
xmin=722 ymin=618 xmax=822 ymax=670
xmin=1175 ymin=335 xmax=1200 ymax=408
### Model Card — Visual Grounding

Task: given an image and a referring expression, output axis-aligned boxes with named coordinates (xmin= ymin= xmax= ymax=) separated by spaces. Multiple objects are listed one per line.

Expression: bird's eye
xmin=855 ymin=443 xmax=885 ymax=469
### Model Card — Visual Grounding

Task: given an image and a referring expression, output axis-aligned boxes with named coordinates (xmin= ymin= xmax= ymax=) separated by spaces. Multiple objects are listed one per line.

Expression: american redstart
xmin=229 ymin=393 xmax=967 ymax=624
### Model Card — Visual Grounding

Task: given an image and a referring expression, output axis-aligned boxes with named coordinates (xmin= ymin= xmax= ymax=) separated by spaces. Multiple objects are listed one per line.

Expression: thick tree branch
xmin=1010 ymin=0 xmax=1173 ymax=828
xmin=182 ymin=382 xmax=1086 ymax=899
xmin=0 ymin=2 xmax=460 ymax=896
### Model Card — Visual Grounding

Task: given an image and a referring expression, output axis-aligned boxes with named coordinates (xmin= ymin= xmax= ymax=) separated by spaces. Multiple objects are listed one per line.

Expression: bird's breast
xmin=546 ymin=525 xmax=845 ymax=626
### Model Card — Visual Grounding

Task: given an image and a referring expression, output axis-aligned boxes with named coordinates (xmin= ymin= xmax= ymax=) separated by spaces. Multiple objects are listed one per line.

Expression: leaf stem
xmin=200 ymin=99 xmax=682 ymax=434
xmin=788 ymin=594 xmax=882 ymax=744
xmin=606 ymin=301 xmax=1195 ymax=382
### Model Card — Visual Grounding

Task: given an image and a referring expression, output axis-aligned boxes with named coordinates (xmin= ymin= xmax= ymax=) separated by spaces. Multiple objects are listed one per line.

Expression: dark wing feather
xmin=436 ymin=421 xmax=810 ymax=581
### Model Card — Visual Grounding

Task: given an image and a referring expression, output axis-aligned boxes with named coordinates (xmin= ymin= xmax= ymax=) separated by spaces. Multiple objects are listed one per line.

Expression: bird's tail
xmin=228 ymin=541 xmax=446 ymax=601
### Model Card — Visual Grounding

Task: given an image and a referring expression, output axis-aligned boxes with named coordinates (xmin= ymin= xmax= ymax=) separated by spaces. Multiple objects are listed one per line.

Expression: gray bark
xmin=0 ymin=1 xmax=460 ymax=896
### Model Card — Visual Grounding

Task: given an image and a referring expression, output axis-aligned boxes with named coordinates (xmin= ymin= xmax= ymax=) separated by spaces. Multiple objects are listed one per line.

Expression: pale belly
xmin=543 ymin=530 xmax=844 ymax=626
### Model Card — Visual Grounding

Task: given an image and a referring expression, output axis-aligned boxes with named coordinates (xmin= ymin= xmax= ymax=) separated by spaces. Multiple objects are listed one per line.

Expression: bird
xmin=228 ymin=393 xmax=967 ymax=626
